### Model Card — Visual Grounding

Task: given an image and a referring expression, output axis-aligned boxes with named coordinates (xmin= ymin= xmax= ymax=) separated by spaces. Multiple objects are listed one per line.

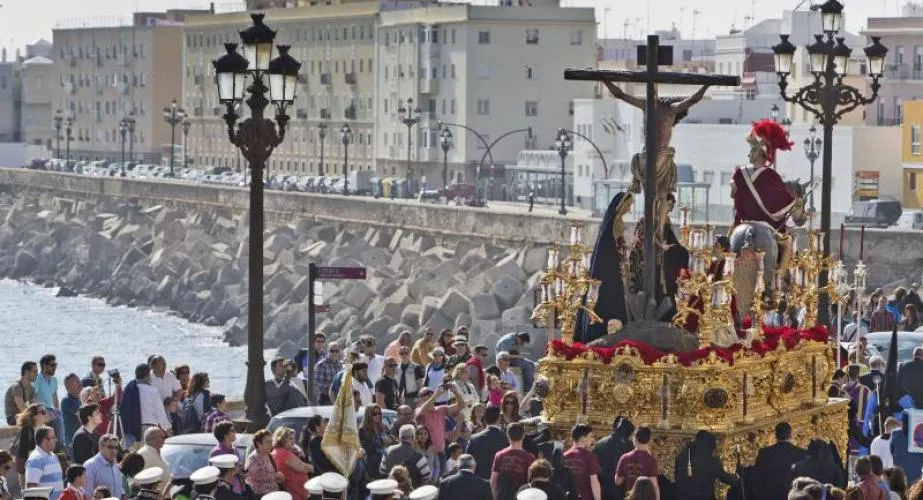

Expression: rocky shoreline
xmin=0 ymin=193 xmax=547 ymax=355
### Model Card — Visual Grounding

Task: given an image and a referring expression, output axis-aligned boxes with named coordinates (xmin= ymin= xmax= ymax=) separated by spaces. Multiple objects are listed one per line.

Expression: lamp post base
xmin=559 ymin=207 xmax=568 ymax=216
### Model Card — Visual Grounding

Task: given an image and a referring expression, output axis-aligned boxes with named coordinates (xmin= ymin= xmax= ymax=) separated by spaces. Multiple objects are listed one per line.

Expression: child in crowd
xmin=201 ymin=393 xmax=231 ymax=433
xmin=60 ymin=465 xmax=89 ymax=500
xmin=91 ymin=487 xmax=111 ymax=500
xmin=486 ymin=375 xmax=503 ymax=407
xmin=444 ymin=443 xmax=462 ymax=477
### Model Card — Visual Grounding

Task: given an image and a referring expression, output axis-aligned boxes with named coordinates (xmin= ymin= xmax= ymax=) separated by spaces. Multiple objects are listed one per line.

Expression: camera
xmin=108 ymin=369 xmax=120 ymax=380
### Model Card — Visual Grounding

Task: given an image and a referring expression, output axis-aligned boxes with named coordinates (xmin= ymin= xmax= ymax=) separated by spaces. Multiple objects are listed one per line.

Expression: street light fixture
xmin=53 ymin=110 xmax=63 ymax=159
xmin=318 ymin=122 xmax=327 ymax=176
xmin=341 ymin=123 xmax=351 ymax=196
xmin=64 ymin=112 xmax=75 ymax=167
xmin=804 ymin=124 xmax=822 ymax=211
xmin=212 ymin=13 xmax=301 ymax=426
xmin=554 ymin=128 xmax=572 ymax=216
xmin=770 ymin=104 xmax=780 ymax=122
xmin=397 ymin=97 xmax=422 ymax=184
xmin=440 ymin=126 xmax=453 ymax=191
xmin=772 ymin=0 xmax=887 ymax=325
xmin=124 ymin=112 xmax=136 ymax=163
xmin=163 ymin=99 xmax=187 ymax=177
xmin=182 ymin=120 xmax=192 ymax=168
xmin=119 ymin=116 xmax=132 ymax=177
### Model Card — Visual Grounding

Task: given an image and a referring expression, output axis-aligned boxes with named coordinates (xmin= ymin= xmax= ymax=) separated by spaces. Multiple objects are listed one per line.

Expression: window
xmin=569 ymin=30 xmax=582 ymax=45
xmin=526 ymin=29 xmax=539 ymax=45
xmin=913 ymin=125 xmax=921 ymax=155
xmin=451 ymin=29 xmax=456 ymax=44
xmin=428 ymin=98 xmax=436 ymax=113
xmin=451 ymin=99 xmax=456 ymax=114
xmin=478 ymin=30 xmax=490 ymax=44
xmin=525 ymin=66 xmax=535 ymax=79
xmin=912 ymin=172 xmax=918 ymax=190
xmin=477 ymin=99 xmax=490 ymax=115
xmin=720 ymin=171 xmax=733 ymax=186
xmin=432 ymin=29 xmax=439 ymax=43
xmin=451 ymin=64 xmax=456 ymax=79
xmin=477 ymin=64 xmax=490 ymax=79
xmin=525 ymin=101 xmax=538 ymax=116
xmin=703 ymin=170 xmax=715 ymax=185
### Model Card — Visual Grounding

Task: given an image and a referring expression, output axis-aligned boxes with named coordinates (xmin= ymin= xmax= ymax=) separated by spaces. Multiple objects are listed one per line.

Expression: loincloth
xmin=630 ymin=148 xmax=677 ymax=194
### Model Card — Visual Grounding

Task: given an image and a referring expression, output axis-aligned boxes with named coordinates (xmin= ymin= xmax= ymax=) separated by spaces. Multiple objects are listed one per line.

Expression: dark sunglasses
xmin=94 ymin=362 xmax=106 ymax=367
xmin=329 ymin=349 xmax=340 ymax=353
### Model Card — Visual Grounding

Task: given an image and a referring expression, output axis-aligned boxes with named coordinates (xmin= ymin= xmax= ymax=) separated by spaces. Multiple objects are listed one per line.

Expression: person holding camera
xmin=414 ymin=385 xmax=466 ymax=461
xmin=81 ymin=357 xmax=108 ymax=397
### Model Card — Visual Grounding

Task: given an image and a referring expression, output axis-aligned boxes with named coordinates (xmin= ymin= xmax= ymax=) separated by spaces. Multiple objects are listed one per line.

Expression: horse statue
xmin=729 ymin=179 xmax=814 ymax=322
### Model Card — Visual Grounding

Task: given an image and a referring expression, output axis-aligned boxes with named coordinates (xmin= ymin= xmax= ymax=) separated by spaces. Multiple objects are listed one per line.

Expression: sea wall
xmin=0 ymin=169 xmax=920 ymax=354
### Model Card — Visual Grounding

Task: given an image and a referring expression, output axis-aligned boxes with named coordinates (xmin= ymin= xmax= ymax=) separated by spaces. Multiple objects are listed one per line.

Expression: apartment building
xmin=0 ymin=50 xmax=22 ymax=143
xmin=863 ymin=16 xmax=923 ymax=127
xmin=375 ymin=4 xmax=597 ymax=184
xmin=51 ymin=11 xmax=206 ymax=163
xmin=20 ymin=56 xmax=54 ymax=148
xmin=182 ymin=3 xmax=378 ymax=174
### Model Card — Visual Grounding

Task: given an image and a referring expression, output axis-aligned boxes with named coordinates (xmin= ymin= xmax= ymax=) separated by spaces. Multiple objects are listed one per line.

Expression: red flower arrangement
xmin=547 ymin=325 xmax=829 ymax=367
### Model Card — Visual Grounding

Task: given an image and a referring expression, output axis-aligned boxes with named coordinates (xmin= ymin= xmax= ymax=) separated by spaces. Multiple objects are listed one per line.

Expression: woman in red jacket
xmin=60 ymin=465 xmax=90 ymax=500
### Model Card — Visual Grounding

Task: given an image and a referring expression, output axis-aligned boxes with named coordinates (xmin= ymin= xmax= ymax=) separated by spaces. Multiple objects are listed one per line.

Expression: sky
xmin=0 ymin=0 xmax=900 ymax=58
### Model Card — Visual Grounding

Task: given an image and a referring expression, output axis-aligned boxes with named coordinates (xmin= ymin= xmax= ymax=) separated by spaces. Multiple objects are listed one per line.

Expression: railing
xmin=344 ymin=106 xmax=357 ymax=120
xmin=296 ymin=109 xmax=309 ymax=119
xmin=886 ymin=63 xmax=910 ymax=79
xmin=320 ymin=73 xmax=331 ymax=85
xmin=345 ymin=72 xmax=357 ymax=85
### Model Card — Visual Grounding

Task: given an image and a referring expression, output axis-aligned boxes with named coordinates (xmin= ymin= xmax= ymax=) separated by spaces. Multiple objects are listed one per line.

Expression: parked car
xmin=844 ymin=199 xmax=902 ymax=228
xmin=267 ymin=406 xmax=397 ymax=444
xmin=896 ymin=210 xmax=923 ymax=231
xmin=842 ymin=330 xmax=923 ymax=365
xmin=161 ymin=432 xmax=252 ymax=479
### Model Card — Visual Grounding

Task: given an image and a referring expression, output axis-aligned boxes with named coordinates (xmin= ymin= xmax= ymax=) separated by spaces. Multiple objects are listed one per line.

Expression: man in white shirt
xmin=25 ymin=426 xmax=63 ymax=500
xmin=149 ymin=355 xmax=182 ymax=401
xmin=359 ymin=335 xmax=386 ymax=384
xmin=495 ymin=352 xmax=519 ymax=393
xmin=137 ymin=366 xmax=172 ymax=436
xmin=137 ymin=427 xmax=172 ymax=489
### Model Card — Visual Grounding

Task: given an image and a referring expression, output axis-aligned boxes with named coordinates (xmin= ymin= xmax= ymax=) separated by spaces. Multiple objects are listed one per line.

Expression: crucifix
xmin=566 ymin=35 xmax=740 ymax=310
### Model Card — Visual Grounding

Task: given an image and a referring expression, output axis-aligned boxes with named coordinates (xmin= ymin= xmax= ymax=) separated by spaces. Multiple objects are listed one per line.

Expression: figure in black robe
xmin=576 ymin=192 xmax=631 ymax=343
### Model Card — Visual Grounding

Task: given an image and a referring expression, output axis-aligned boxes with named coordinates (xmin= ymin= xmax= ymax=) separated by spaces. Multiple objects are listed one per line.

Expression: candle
xmin=569 ymin=226 xmax=577 ymax=245
xmin=839 ymin=223 xmax=845 ymax=260
xmin=860 ymin=225 xmax=865 ymax=261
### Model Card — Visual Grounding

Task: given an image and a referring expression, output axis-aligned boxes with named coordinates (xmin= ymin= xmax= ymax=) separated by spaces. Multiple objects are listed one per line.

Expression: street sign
xmin=314 ymin=304 xmax=331 ymax=313
xmin=316 ymin=266 xmax=367 ymax=280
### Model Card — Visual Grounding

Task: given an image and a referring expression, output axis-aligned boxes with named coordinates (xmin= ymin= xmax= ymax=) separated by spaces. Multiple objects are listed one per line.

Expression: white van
xmin=896 ymin=210 xmax=923 ymax=230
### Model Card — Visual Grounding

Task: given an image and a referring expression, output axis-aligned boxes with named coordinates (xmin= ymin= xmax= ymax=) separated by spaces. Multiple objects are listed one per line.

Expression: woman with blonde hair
xmin=270 ymin=427 xmax=313 ymax=500
xmin=13 ymin=404 xmax=47 ymax=480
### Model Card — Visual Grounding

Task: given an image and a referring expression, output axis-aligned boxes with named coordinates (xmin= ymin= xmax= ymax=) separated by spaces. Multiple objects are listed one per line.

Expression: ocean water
xmin=0 ymin=279 xmax=261 ymax=399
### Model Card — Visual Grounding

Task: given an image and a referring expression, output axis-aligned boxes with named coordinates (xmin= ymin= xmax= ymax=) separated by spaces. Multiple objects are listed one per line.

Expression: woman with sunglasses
xmin=12 ymin=404 xmax=47 ymax=481
xmin=499 ymin=392 xmax=529 ymax=429
xmin=359 ymin=404 xmax=394 ymax=480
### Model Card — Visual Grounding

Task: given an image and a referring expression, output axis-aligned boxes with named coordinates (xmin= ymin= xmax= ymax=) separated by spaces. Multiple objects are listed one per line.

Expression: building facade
xmin=20 ymin=56 xmax=54 ymax=149
xmin=374 ymin=4 xmax=596 ymax=185
xmin=902 ymin=100 xmax=923 ymax=208
xmin=863 ymin=16 xmax=923 ymax=127
xmin=182 ymin=3 xmax=378 ymax=175
xmin=0 ymin=49 xmax=22 ymax=143
xmin=51 ymin=13 xmax=199 ymax=163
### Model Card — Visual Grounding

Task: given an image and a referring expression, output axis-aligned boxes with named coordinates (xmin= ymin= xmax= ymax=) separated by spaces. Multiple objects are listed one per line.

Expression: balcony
xmin=193 ymin=107 xmax=203 ymax=117
xmin=296 ymin=108 xmax=308 ymax=119
xmin=345 ymin=72 xmax=357 ymax=85
xmin=419 ymin=77 xmax=438 ymax=94
xmin=886 ymin=63 xmax=910 ymax=80
xmin=344 ymin=105 xmax=357 ymax=120
xmin=320 ymin=108 xmax=331 ymax=119
xmin=320 ymin=73 xmax=331 ymax=85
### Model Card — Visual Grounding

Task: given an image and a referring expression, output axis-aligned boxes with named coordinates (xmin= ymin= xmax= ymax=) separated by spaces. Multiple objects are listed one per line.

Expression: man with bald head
xmin=899 ymin=347 xmax=923 ymax=408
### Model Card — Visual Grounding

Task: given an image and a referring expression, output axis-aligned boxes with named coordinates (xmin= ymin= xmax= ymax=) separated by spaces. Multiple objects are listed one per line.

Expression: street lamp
xmin=318 ymin=122 xmax=327 ymax=176
xmin=771 ymin=103 xmax=780 ymax=122
xmin=119 ymin=117 xmax=129 ymax=177
xmin=163 ymin=100 xmax=187 ymax=177
xmin=772 ymin=0 xmax=887 ymax=325
xmin=554 ymin=128 xmax=572 ymax=216
xmin=440 ymin=126 xmax=453 ymax=191
xmin=212 ymin=13 xmax=301 ymax=426
xmin=124 ymin=112 xmax=136 ymax=163
xmin=341 ymin=123 xmax=351 ymax=196
xmin=53 ymin=109 xmax=63 ymax=159
xmin=182 ymin=119 xmax=192 ymax=168
xmin=64 ymin=113 xmax=74 ymax=167
xmin=397 ymin=97 xmax=422 ymax=184
xmin=804 ymin=125 xmax=822 ymax=211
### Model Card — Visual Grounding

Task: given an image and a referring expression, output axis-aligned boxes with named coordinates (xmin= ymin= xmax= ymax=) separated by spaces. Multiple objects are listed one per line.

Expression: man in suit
xmin=899 ymin=348 xmax=923 ymax=408
xmin=466 ymin=407 xmax=509 ymax=479
xmin=750 ymin=422 xmax=805 ymax=500
xmin=438 ymin=454 xmax=492 ymax=500
xmin=859 ymin=357 xmax=886 ymax=393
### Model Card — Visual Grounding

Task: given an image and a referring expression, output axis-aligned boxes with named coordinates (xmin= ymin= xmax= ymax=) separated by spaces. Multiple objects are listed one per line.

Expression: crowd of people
xmin=8 ymin=305 xmax=923 ymax=500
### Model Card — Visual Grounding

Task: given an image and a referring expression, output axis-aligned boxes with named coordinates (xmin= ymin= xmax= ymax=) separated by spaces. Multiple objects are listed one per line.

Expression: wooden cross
xmin=566 ymin=35 xmax=740 ymax=305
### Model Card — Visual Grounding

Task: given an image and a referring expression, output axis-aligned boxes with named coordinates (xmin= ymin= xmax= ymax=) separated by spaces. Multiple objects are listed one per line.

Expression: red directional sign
xmin=314 ymin=305 xmax=331 ymax=313
xmin=316 ymin=266 xmax=366 ymax=280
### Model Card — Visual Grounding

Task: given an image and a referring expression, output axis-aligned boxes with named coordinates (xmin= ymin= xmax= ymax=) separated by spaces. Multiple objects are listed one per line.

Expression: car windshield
xmin=161 ymin=443 xmax=247 ymax=480
xmin=869 ymin=339 xmax=921 ymax=363
xmin=268 ymin=408 xmax=396 ymax=444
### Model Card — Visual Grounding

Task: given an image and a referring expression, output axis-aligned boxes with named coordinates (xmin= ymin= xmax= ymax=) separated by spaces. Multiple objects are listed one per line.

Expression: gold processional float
xmin=530 ymin=212 xmax=856 ymax=484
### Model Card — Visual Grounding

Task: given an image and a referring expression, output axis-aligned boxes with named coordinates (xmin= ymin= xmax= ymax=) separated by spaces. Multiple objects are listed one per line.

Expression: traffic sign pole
xmin=307 ymin=263 xmax=317 ymax=404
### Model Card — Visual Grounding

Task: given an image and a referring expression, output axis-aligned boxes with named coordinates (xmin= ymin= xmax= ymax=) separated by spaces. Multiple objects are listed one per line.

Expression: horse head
xmin=784 ymin=178 xmax=815 ymax=227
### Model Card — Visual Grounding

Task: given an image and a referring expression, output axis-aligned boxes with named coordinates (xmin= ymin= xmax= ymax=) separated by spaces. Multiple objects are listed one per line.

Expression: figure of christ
xmin=602 ymin=82 xmax=710 ymax=252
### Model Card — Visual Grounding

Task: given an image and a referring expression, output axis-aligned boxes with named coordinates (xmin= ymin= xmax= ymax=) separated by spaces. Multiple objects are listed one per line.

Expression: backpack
xmin=180 ymin=396 xmax=201 ymax=433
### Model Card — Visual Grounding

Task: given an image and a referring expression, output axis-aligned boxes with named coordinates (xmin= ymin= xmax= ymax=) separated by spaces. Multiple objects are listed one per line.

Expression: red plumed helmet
xmin=747 ymin=119 xmax=794 ymax=167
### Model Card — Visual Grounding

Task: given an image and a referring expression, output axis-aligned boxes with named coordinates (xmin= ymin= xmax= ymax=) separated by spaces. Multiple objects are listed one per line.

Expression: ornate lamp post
xmin=772 ymin=0 xmax=887 ymax=325
xmin=397 ymin=97 xmax=422 ymax=184
xmin=318 ymin=122 xmax=327 ymax=176
xmin=53 ymin=110 xmax=63 ymax=159
xmin=771 ymin=103 xmax=780 ymax=122
xmin=213 ymin=13 xmax=301 ymax=427
xmin=341 ymin=123 xmax=351 ymax=196
xmin=440 ymin=126 xmax=453 ymax=191
xmin=182 ymin=120 xmax=192 ymax=168
xmin=65 ymin=113 xmax=74 ymax=166
xmin=124 ymin=112 xmax=136 ymax=163
xmin=162 ymin=99 xmax=187 ymax=177
xmin=804 ymin=125 xmax=822 ymax=211
xmin=119 ymin=118 xmax=128 ymax=177
xmin=554 ymin=128 xmax=572 ymax=216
